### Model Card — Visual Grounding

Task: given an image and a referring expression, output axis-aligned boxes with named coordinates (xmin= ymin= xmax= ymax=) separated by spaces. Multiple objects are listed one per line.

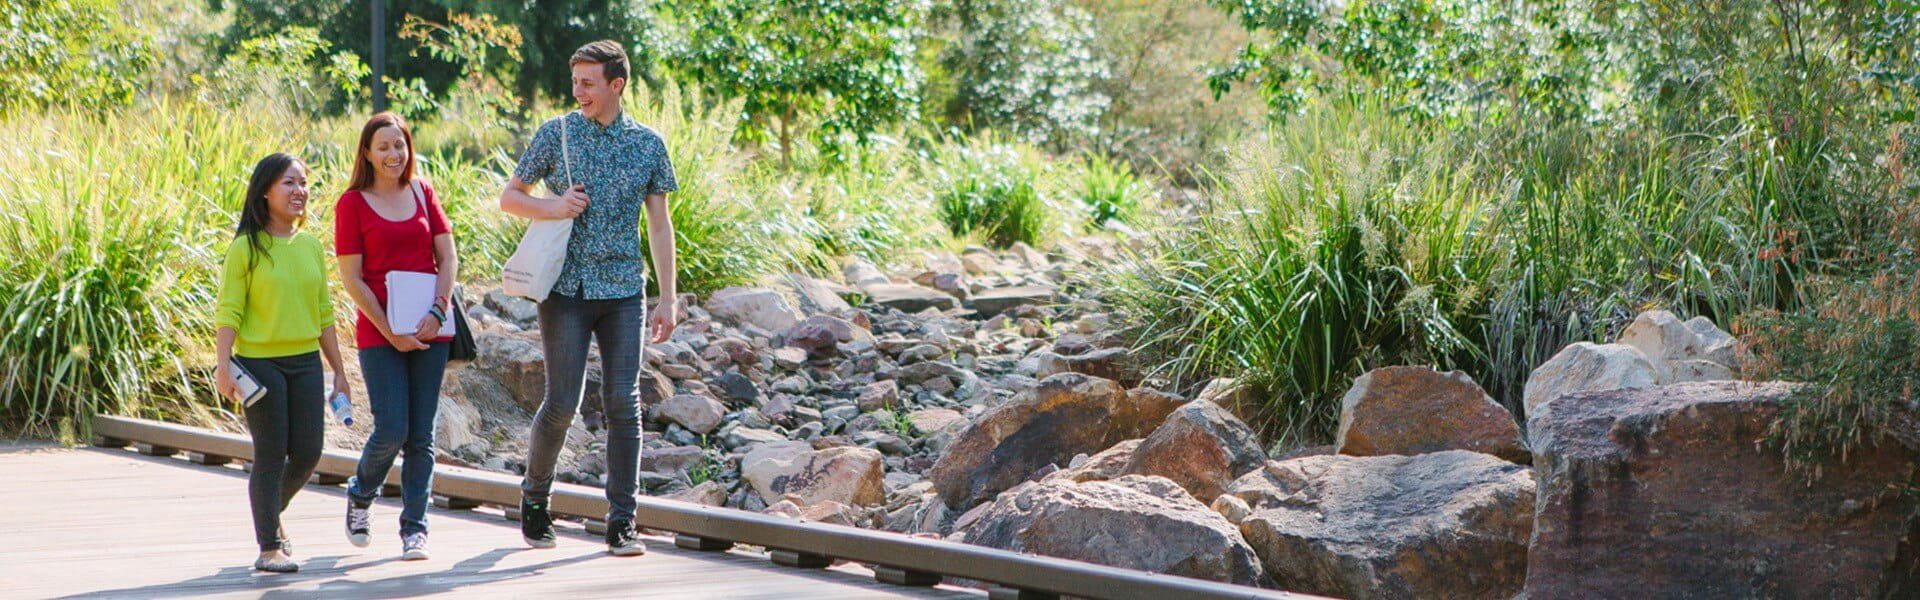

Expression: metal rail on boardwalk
xmin=91 ymin=414 xmax=1323 ymax=600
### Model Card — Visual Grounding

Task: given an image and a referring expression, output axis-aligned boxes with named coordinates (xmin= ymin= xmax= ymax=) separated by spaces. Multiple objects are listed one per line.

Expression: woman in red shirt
xmin=334 ymin=112 xmax=459 ymax=561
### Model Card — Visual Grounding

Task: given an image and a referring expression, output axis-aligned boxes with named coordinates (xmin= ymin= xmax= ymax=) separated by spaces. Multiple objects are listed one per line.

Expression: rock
xmin=1048 ymin=438 xmax=1142 ymax=483
xmin=1211 ymin=494 xmax=1251 ymax=525
xmin=742 ymin=443 xmax=888 ymax=508
xmin=1233 ymin=451 xmax=1534 ymax=599
xmin=705 ymin=286 xmax=804 ymax=331
xmin=897 ymin=344 xmax=945 ymax=365
xmin=1009 ymin=242 xmax=1050 ymax=270
xmin=785 ymin=273 xmax=855 ymax=315
xmin=470 ymin=331 xmax=551 ymax=413
xmin=711 ymin=372 xmax=761 ymax=405
xmin=960 ymin=250 xmax=1002 ymax=276
xmin=656 ymin=394 xmax=727 ymax=435
xmin=1525 ymin=381 xmax=1920 ymax=598
xmin=784 ymin=314 xmax=866 ymax=356
xmin=657 ymin=363 xmax=701 ymax=380
xmin=1615 ymin=311 xmax=1740 ymax=386
xmin=1033 ymin=348 xmax=1143 ymax=387
xmin=1334 ymin=366 xmax=1528 ymax=464
xmin=856 ymin=380 xmax=900 ymax=412
xmin=930 ymin=373 xmax=1183 ymax=509
xmin=665 ymin=480 xmax=729 ymax=506
xmin=957 ymin=475 xmax=1265 ymax=586
xmin=905 ymin=408 xmax=965 ymax=435
xmin=483 ymin=288 xmax=539 ymax=324
xmin=721 ymin=426 xmax=787 ymax=450
xmin=1521 ymin=341 xmax=1656 ymax=416
xmin=434 ymin=394 xmax=486 ymax=453
xmin=844 ymin=260 xmax=890 ymax=287
xmin=970 ymin=286 xmax=1056 ymax=318
xmin=861 ymin=283 xmax=959 ymax=313
xmin=1120 ymin=400 xmax=1266 ymax=501
xmin=770 ymin=347 xmax=808 ymax=370
xmin=894 ymin=360 xmax=965 ymax=385
xmin=641 ymin=445 xmax=705 ymax=477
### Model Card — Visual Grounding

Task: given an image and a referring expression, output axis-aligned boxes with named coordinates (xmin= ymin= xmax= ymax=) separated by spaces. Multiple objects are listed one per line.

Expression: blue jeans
xmin=522 ymin=291 xmax=645 ymax=523
xmin=347 ymin=342 xmax=450 ymax=537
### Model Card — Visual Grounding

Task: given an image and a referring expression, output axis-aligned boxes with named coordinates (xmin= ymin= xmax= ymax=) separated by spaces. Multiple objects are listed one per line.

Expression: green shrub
xmin=925 ymin=135 xmax=1060 ymax=247
xmin=1076 ymin=152 xmax=1148 ymax=228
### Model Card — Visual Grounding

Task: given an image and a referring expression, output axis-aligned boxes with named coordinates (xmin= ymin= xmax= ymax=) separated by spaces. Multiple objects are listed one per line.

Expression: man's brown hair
xmin=569 ymin=40 xmax=629 ymax=83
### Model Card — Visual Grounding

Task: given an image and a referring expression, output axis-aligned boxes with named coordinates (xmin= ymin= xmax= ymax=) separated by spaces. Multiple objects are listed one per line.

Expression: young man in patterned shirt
xmin=498 ymin=40 xmax=679 ymax=556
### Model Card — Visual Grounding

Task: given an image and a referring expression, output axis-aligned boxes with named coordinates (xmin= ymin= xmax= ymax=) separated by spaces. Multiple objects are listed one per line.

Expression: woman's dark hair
xmin=347 ymin=112 xmax=414 ymax=191
xmin=236 ymin=153 xmax=303 ymax=272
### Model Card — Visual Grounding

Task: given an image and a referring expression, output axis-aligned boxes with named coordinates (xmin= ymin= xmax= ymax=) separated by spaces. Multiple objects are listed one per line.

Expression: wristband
xmin=427 ymin=306 xmax=447 ymax=324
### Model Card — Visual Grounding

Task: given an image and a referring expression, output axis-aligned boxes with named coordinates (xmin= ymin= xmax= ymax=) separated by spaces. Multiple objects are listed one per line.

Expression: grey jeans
xmin=521 ymin=291 xmax=645 ymax=523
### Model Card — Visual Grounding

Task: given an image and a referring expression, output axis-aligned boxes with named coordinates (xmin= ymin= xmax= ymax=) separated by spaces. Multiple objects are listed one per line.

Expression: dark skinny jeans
xmin=521 ymin=291 xmax=645 ymax=524
xmin=347 ymin=341 xmax=449 ymax=537
xmin=238 ymin=351 xmax=325 ymax=552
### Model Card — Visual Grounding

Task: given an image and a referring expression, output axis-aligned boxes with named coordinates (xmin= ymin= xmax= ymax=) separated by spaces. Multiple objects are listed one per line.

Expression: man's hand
xmin=552 ymin=184 xmax=590 ymax=219
xmin=649 ymin=296 xmax=678 ymax=343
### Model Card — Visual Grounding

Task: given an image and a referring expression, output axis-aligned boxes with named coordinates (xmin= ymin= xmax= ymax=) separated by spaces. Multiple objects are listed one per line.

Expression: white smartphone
xmin=227 ymin=357 xmax=266 ymax=407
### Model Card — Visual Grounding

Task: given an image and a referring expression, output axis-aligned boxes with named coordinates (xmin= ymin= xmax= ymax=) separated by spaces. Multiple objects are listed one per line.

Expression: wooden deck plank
xmin=0 ymin=446 xmax=981 ymax=599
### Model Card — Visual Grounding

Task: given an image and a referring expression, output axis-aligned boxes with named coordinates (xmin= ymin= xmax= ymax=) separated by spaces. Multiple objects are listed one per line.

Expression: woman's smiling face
xmin=266 ymin=161 xmax=310 ymax=225
xmin=368 ymin=125 xmax=410 ymax=183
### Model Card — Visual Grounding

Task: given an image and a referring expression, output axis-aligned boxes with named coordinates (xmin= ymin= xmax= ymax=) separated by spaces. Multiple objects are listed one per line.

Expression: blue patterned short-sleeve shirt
xmin=512 ymin=111 xmax=678 ymax=300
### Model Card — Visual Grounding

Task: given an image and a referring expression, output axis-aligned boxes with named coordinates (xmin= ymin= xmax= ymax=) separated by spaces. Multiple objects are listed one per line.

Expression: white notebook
xmin=386 ymin=270 xmax=457 ymax=337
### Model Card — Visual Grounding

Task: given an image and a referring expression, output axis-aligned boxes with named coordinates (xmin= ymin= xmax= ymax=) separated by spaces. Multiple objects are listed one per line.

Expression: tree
xmin=210 ymin=0 xmax=654 ymax=111
xmin=0 ymin=0 xmax=154 ymax=113
xmin=939 ymin=0 xmax=1110 ymax=148
xmin=660 ymin=0 xmax=930 ymax=167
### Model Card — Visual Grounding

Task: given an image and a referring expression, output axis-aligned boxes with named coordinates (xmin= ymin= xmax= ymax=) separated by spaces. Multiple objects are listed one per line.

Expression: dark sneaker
xmin=606 ymin=520 xmax=646 ymax=556
xmin=346 ymin=501 xmax=371 ymax=548
xmin=521 ymin=500 xmax=556 ymax=549
xmin=401 ymin=532 xmax=430 ymax=560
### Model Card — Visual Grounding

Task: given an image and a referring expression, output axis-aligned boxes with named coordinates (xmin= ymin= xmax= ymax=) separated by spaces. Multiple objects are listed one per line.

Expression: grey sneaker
xmin=346 ymin=502 xmax=371 ymax=548
xmin=401 ymin=532 xmax=430 ymax=561
xmin=254 ymin=554 xmax=298 ymax=573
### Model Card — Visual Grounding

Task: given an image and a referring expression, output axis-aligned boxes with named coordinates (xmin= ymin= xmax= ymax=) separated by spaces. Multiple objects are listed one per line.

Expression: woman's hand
xmin=331 ymin=370 xmax=352 ymax=401
xmin=215 ymin=361 xmax=239 ymax=402
xmin=413 ymin=313 xmax=443 ymax=341
xmin=386 ymin=331 xmax=429 ymax=352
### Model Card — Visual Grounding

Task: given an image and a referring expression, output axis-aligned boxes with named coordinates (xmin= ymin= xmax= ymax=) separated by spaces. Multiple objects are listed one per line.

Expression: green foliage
xmin=395 ymin=13 xmax=526 ymax=138
xmin=1207 ymin=0 xmax=1613 ymax=121
xmin=661 ymin=0 xmax=930 ymax=165
xmin=198 ymin=26 xmax=367 ymax=115
xmin=926 ymin=135 xmax=1060 ymax=247
xmin=1076 ymin=152 xmax=1148 ymax=228
xmin=0 ymin=0 xmax=154 ymax=114
xmin=939 ymin=0 xmax=1110 ymax=146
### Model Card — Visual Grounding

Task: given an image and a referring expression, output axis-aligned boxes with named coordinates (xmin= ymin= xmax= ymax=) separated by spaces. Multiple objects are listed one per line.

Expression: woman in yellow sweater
xmin=211 ymin=153 xmax=351 ymax=574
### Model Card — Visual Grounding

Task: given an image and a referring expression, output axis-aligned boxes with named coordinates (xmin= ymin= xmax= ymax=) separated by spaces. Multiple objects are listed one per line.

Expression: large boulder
xmin=1521 ymin=341 xmax=1656 ymax=416
xmin=957 ymin=475 xmax=1266 ymax=586
xmin=741 ymin=442 xmax=888 ymax=508
xmin=1120 ymin=400 xmax=1267 ymax=501
xmin=1335 ymin=366 xmax=1528 ymax=464
xmin=1617 ymin=310 xmax=1739 ymax=383
xmin=469 ymin=330 xmax=550 ymax=412
xmin=930 ymin=373 xmax=1182 ymax=509
xmin=1232 ymin=451 xmax=1534 ymax=600
xmin=1526 ymin=381 xmax=1920 ymax=598
xmin=705 ymin=286 xmax=804 ymax=332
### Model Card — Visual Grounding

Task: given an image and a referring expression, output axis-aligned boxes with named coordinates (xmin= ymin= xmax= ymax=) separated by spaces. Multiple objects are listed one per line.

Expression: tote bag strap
xmin=561 ymin=113 xmax=574 ymax=188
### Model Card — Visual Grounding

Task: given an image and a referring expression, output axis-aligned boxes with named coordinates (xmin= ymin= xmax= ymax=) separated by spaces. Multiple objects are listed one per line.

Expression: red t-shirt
xmin=334 ymin=181 xmax=454 ymax=349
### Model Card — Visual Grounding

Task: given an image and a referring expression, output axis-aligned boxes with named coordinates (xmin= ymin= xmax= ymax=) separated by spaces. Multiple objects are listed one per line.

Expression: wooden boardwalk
xmin=0 ymin=444 xmax=984 ymax=599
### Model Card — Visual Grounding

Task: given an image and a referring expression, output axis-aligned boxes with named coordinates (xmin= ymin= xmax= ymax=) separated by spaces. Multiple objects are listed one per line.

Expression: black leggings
xmin=238 ymin=351 xmax=325 ymax=552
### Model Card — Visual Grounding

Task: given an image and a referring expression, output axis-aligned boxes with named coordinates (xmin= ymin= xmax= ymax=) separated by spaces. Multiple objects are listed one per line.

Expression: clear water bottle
xmin=327 ymin=389 xmax=354 ymax=426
